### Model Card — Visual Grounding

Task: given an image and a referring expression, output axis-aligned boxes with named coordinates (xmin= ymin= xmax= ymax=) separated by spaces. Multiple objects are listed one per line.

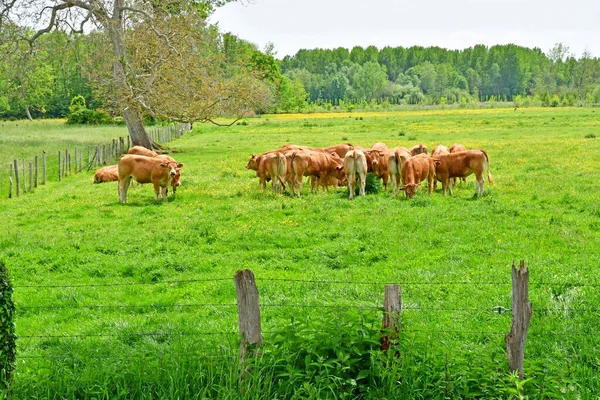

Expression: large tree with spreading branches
xmin=0 ymin=0 xmax=263 ymax=149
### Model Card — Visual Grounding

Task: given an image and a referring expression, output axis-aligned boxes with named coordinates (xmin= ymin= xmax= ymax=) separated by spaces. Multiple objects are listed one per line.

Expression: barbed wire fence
xmin=9 ymin=260 xmax=600 ymax=381
xmin=0 ymin=123 xmax=191 ymax=199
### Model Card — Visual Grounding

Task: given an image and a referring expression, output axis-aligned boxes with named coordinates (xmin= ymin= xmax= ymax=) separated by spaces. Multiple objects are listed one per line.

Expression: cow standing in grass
xmin=118 ymin=154 xmax=183 ymax=203
xmin=343 ymin=148 xmax=368 ymax=200
xmin=433 ymin=150 xmax=493 ymax=197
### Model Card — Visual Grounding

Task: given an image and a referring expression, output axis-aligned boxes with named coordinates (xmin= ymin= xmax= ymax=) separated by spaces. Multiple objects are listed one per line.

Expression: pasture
xmin=1 ymin=107 xmax=599 ymax=398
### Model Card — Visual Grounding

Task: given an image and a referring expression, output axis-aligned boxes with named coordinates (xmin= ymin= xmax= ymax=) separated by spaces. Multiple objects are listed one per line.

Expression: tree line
xmin=279 ymin=43 xmax=600 ymax=108
xmin=1 ymin=3 xmax=599 ymax=130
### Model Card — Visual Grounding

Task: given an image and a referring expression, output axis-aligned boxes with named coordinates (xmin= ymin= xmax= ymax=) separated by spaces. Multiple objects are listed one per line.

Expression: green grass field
xmin=1 ymin=107 xmax=599 ymax=398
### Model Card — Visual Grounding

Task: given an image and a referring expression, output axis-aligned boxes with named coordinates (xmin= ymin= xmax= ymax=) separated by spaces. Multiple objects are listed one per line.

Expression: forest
xmin=1 ymin=11 xmax=600 ymax=122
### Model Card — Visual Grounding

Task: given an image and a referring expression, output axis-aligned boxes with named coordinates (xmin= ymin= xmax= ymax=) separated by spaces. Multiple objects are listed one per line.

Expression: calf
xmin=343 ymin=148 xmax=368 ymax=200
xmin=118 ymin=154 xmax=183 ymax=203
xmin=433 ymin=149 xmax=493 ymax=197
xmin=387 ymin=147 xmax=412 ymax=197
xmin=398 ymin=153 xmax=435 ymax=199
xmin=93 ymin=165 xmax=119 ymax=183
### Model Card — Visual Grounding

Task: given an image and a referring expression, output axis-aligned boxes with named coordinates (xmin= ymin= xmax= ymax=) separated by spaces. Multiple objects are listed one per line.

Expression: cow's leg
xmin=348 ymin=174 xmax=355 ymax=200
xmin=448 ymin=178 xmax=454 ymax=196
xmin=119 ymin=176 xmax=132 ymax=203
xmin=295 ymin=173 xmax=303 ymax=197
xmin=476 ymin=173 xmax=484 ymax=196
xmin=359 ymin=173 xmax=366 ymax=197
xmin=441 ymin=179 xmax=448 ymax=197
xmin=382 ymin=175 xmax=388 ymax=192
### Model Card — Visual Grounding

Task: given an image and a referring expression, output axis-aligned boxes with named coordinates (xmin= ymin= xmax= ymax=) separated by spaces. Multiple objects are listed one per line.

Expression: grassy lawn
xmin=1 ymin=107 xmax=599 ymax=398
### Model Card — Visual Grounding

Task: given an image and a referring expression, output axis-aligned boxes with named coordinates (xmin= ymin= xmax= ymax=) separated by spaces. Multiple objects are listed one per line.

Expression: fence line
xmin=11 ymin=261 xmax=600 ymax=380
xmin=2 ymin=123 xmax=191 ymax=199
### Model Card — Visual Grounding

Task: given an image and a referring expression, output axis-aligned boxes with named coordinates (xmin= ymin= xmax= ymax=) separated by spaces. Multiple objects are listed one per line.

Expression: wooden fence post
xmin=234 ymin=269 xmax=262 ymax=367
xmin=13 ymin=160 xmax=19 ymax=197
xmin=505 ymin=260 xmax=532 ymax=380
xmin=381 ymin=284 xmax=401 ymax=352
xmin=8 ymin=164 xmax=13 ymax=199
xmin=42 ymin=152 xmax=46 ymax=185
xmin=28 ymin=162 xmax=32 ymax=192
xmin=34 ymin=156 xmax=38 ymax=188
xmin=58 ymin=151 xmax=62 ymax=181
xmin=22 ymin=160 xmax=26 ymax=193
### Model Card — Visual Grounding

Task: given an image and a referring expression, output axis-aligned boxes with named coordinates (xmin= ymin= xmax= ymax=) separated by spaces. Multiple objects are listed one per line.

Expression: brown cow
xmin=127 ymin=146 xmax=158 ymax=157
xmin=448 ymin=143 xmax=468 ymax=185
xmin=118 ymin=154 xmax=183 ymax=203
xmin=343 ymin=148 xmax=368 ymax=200
xmin=398 ymin=153 xmax=435 ymax=199
xmin=431 ymin=145 xmax=450 ymax=190
xmin=322 ymin=143 xmax=354 ymax=158
xmin=93 ymin=165 xmax=119 ymax=183
xmin=387 ymin=147 xmax=412 ymax=197
xmin=409 ymin=144 xmax=429 ymax=156
xmin=246 ymin=151 xmax=287 ymax=192
xmin=257 ymin=151 xmax=287 ymax=193
xmin=431 ymin=145 xmax=450 ymax=157
xmin=288 ymin=150 xmax=345 ymax=197
xmin=433 ymin=150 xmax=493 ymax=197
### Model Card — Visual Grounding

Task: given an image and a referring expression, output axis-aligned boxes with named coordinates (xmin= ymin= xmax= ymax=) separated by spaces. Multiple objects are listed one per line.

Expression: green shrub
xmin=66 ymin=108 xmax=113 ymax=125
xmin=0 ymin=262 xmax=16 ymax=389
xmin=585 ymin=133 xmax=596 ymax=139
xmin=258 ymin=312 xmax=382 ymax=398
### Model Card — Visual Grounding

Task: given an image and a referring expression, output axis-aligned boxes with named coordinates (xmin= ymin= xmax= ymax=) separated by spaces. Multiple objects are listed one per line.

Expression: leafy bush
xmin=584 ymin=133 xmax=596 ymax=139
xmin=66 ymin=108 xmax=113 ymax=125
xmin=0 ymin=262 xmax=16 ymax=389
xmin=258 ymin=312 xmax=383 ymax=398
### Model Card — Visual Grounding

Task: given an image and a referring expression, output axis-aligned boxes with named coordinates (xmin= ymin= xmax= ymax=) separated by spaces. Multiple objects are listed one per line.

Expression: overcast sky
xmin=210 ymin=0 xmax=599 ymax=60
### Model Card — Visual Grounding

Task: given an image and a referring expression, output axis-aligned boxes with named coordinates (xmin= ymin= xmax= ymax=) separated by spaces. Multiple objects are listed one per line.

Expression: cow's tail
xmin=277 ymin=152 xmax=286 ymax=190
xmin=481 ymin=149 xmax=493 ymax=183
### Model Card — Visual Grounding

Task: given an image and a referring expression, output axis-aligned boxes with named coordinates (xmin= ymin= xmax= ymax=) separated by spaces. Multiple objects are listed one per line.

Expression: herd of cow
xmin=92 ymin=141 xmax=493 ymax=203
xmin=246 ymin=142 xmax=493 ymax=199
xmin=93 ymin=146 xmax=183 ymax=203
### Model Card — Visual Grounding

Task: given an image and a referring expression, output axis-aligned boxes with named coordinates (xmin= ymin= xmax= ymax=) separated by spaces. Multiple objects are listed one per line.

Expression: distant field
xmin=1 ymin=107 xmax=599 ymax=398
xmin=0 ymin=119 xmax=130 ymax=166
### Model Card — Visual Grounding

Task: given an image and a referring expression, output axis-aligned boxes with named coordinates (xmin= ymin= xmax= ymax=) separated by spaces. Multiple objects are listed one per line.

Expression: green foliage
xmin=68 ymin=95 xmax=86 ymax=114
xmin=0 ymin=262 xmax=16 ymax=389
xmin=259 ymin=312 xmax=381 ymax=398
xmin=66 ymin=108 xmax=113 ymax=125
xmin=584 ymin=133 xmax=596 ymax=139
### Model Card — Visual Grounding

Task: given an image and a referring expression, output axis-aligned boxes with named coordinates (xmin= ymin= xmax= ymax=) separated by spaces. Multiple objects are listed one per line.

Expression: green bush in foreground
xmin=0 ymin=262 xmax=16 ymax=389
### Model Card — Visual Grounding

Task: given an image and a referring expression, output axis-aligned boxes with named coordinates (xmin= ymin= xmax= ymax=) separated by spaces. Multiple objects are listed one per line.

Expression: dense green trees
xmin=0 ymin=33 xmax=598 ymax=121
xmin=280 ymin=43 xmax=600 ymax=107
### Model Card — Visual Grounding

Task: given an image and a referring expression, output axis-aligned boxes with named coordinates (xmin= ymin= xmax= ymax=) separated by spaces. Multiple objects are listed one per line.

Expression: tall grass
xmin=1 ymin=107 xmax=599 ymax=397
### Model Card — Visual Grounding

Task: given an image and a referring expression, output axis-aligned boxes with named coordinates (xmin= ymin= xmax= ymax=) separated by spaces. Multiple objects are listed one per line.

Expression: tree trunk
xmin=24 ymin=105 xmax=33 ymax=122
xmin=107 ymin=1 xmax=153 ymax=149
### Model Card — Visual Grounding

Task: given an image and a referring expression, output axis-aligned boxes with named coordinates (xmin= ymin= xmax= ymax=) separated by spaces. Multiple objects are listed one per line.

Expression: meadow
xmin=0 ymin=107 xmax=599 ymax=398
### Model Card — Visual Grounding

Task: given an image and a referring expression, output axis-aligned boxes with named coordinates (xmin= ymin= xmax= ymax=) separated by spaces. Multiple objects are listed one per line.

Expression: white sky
xmin=210 ymin=0 xmax=600 ymax=60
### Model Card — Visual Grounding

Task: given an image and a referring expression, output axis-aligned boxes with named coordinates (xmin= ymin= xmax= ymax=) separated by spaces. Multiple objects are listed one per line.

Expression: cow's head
xmin=400 ymin=183 xmax=419 ymax=199
xmin=160 ymin=161 xmax=180 ymax=178
xmin=171 ymin=168 xmax=182 ymax=193
xmin=335 ymin=165 xmax=346 ymax=180
xmin=246 ymin=154 xmax=258 ymax=170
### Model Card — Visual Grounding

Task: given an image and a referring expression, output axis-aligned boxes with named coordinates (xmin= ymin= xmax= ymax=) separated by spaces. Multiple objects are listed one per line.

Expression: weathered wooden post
xmin=234 ymin=269 xmax=262 ymax=372
xmin=22 ymin=160 xmax=26 ymax=193
xmin=58 ymin=151 xmax=62 ymax=181
xmin=381 ymin=284 xmax=401 ymax=352
xmin=505 ymin=260 xmax=532 ymax=380
xmin=8 ymin=164 xmax=13 ymax=199
xmin=13 ymin=160 xmax=19 ymax=197
xmin=42 ymin=152 xmax=46 ymax=185
xmin=34 ymin=156 xmax=38 ymax=188
xmin=28 ymin=162 xmax=32 ymax=192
